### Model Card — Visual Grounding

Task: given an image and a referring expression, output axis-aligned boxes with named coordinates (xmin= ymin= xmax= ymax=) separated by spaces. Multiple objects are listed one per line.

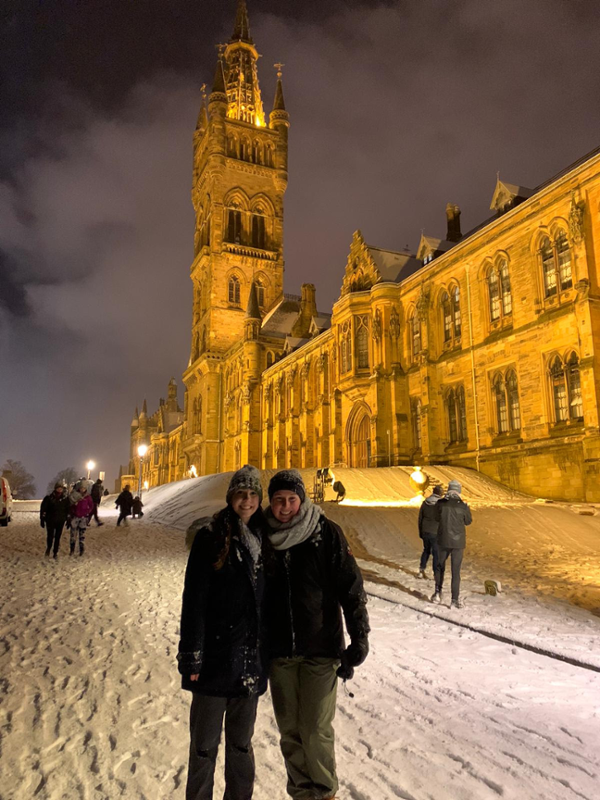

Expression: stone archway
xmin=346 ymin=403 xmax=372 ymax=468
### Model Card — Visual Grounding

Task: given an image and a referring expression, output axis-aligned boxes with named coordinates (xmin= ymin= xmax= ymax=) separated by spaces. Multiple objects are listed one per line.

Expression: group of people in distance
xmin=40 ymin=477 xmax=105 ymax=558
xmin=178 ymin=466 xmax=369 ymax=800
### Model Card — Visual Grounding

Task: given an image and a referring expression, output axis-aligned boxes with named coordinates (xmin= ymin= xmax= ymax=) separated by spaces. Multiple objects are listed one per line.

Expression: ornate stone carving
xmin=301 ymin=359 xmax=311 ymax=379
xmin=389 ymin=308 xmax=401 ymax=341
xmin=416 ymin=284 xmax=431 ymax=320
xmin=241 ymin=383 xmax=252 ymax=404
xmin=318 ymin=353 xmax=327 ymax=373
xmin=569 ymin=191 xmax=585 ymax=244
xmin=372 ymin=308 xmax=382 ymax=342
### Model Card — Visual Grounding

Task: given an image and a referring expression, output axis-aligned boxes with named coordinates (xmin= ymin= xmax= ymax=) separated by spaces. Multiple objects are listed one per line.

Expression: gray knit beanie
xmin=268 ymin=469 xmax=306 ymax=503
xmin=448 ymin=480 xmax=462 ymax=494
xmin=226 ymin=465 xmax=263 ymax=503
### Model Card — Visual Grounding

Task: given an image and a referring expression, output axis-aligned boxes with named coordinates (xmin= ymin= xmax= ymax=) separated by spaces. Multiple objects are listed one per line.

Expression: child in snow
xmin=266 ymin=469 xmax=370 ymax=800
xmin=131 ymin=496 xmax=144 ymax=518
xmin=177 ymin=465 xmax=270 ymax=800
xmin=68 ymin=481 xmax=94 ymax=557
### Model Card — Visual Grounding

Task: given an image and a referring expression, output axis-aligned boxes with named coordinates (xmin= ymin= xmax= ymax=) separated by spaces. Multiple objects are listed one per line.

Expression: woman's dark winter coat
xmin=40 ymin=492 xmax=70 ymax=526
xmin=267 ymin=516 xmax=369 ymax=661
xmin=434 ymin=496 xmax=472 ymax=549
xmin=177 ymin=507 xmax=269 ymax=698
xmin=115 ymin=490 xmax=134 ymax=513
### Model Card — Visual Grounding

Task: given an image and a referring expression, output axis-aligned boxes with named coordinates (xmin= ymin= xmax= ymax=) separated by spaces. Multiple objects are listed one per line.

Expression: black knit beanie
xmin=268 ymin=469 xmax=306 ymax=503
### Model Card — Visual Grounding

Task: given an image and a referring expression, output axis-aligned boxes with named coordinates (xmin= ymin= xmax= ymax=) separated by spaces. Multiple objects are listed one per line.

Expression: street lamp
xmin=137 ymin=444 xmax=148 ymax=500
xmin=86 ymin=460 xmax=96 ymax=480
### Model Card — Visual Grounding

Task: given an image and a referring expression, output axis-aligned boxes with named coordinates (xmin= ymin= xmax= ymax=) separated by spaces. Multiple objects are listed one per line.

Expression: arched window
xmin=452 ymin=285 xmax=461 ymax=338
xmin=410 ymin=312 xmax=421 ymax=359
xmin=228 ymin=275 xmax=241 ymax=305
xmin=251 ymin=214 xmax=266 ymax=249
xmin=227 ymin=136 xmax=238 ymax=158
xmin=266 ymin=351 xmax=273 ymax=368
xmin=447 ymin=389 xmax=458 ymax=443
xmin=506 ymin=369 xmax=521 ymax=431
xmin=340 ymin=320 xmax=352 ymax=373
xmin=457 ymin=386 xmax=467 ymax=441
xmin=541 ymin=237 xmax=556 ymax=297
xmin=192 ymin=332 xmax=199 ymax=362
xmin=550 ymin=356 xmax=568 ymax=422
xmin=567 ymin=353 xmax=583 ymax=419
xmin=264 ymin=144 xmax=274 ymax=167
xmin=201 ymin=328 xmax=207 ymax=354
xmin=411 ymin=397 xmax=422 ymax=450
xmin=252 ymin=140 xmax=262 ymax=164
xmin=227 ymin=209 xmax=243 ymax=244
xmin=499 ymin=259 xmax=512 ymax=316
xmin=355 ymin=316 xmax=369 ymax=370
xmin=195 ymin=395 xmax=202 ymax=434
xmin=240 ymin=138 xmax=250 ymax=162
xmin=488 ymin=268 xmax=500 ymax=321
xmin=255 ymin=279 xmax=265 ymax=308
xmin=556 ymin=231 xmax=572 ymax=291
xmin=442 ymin=292 xmax=452 ymax=342
xmin=493 ymin=374 xmax=509 ymax=433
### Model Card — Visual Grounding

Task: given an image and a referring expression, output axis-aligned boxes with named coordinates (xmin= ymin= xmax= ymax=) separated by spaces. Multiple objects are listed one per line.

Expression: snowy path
xmin=1 ymin=510 xmax=599 ymax=800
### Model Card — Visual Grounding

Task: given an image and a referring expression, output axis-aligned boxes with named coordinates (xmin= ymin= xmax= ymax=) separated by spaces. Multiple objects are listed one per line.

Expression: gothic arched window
xmin=442 ymin=292 xmax=452 ymax=342
xmin=410 ymin=311 xmax=421 ymax=360
xmin=355 ymin=316 xmax=369 ymax=370
xmin=506 ymin=369 xmax=520 ymax=430
xmin=550 ymin=355 xmax=568 ymax=422
xmin=447 ymin=389 xmax=458 ymax=443
xmin=556 ymin=231 xmax=572 ymax=291
xmin=457 ymin=386 xmax=467 ymax=441
xmin=411 ymin=397 xmax=422 ymax=450
xmin=195 ymin=395 xmax=202 ymax=434
xmin=493 ymin=373 xmax=509 ymax=433
xmin=541 ymin=236 xmax=557 ymax=297
xmin=567 ymin=352 xmax=583 ymax=420
xmin=227 ymin=135 xmax=238 ymax=158
xmin=488 ymin=268 xmax=500 ymax=321
xmin=227 ymin=209 xmax=243 ymax=244
xmin=452 ymin=285 xmax=461 ymax=338
xmin=228 ymin=275 xmax=241 ymax=305
xmin=266 ymin=351 xmax=273 ymax=368
xmin=252 ymin=140 xmax=262 ymax=164
xmin=340 ymin=321 xmax=352 ymax=374
xmin=255 ymin=279 xmax=265 ymax=308
xmin=500 ymin=259 xmax=512 ymax=316
xmin=251 ymin=213 xmax=266 ymax=249
xmin=265 ymin=144 xmax=274 ymax=167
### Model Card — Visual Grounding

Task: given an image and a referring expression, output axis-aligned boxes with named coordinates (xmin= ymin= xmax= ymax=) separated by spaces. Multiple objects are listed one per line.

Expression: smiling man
xmin=265 ymin=469 xmax=370 ymax=800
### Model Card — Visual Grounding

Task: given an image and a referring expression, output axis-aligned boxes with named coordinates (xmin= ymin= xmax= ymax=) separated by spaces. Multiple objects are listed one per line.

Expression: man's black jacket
xmin=267 ymin=515 xmax=370 ymax=660
xmin=434 ymin=495 xmax=472 ymax=549
xmin=40 ymin=493 xmax=70 ymax=526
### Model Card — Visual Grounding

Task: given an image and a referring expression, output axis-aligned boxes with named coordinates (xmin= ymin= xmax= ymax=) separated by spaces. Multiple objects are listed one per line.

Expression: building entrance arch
xmin=346 ymin=403 xmax=372 ymax=468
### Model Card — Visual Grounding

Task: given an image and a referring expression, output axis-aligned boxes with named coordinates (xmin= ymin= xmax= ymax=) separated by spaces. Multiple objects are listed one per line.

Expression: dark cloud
xmin=1 ymin=0 xmax=599 ymax=489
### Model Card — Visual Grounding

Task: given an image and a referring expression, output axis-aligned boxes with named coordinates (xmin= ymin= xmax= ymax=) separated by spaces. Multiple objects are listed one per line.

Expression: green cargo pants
xmin=269 ymin=657 xmax=339 ymax=800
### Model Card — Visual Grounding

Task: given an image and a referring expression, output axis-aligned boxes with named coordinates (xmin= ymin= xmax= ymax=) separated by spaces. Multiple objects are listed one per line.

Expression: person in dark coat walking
xmin=115 ymin=485 xmax=134 ymax=527
xmin=417 ymin=484 xmax=443 ymax=579
xmin=132 ymin=496 xmax=144 ymax=518
xmin=90 ymin=478 xmax=105 ymax=526
xmin=40 ymin=483 xmax=70 ymax=558
xmin=431 ymin=479 xmax=472 ymax=608
xmin=177 ymin=465 xmax=269 ymax=800
xmin=266 ymin=469 xmax=370 ymax=800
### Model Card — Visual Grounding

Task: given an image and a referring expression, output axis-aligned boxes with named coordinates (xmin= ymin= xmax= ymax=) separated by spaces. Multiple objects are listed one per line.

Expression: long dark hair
xmin=212 ymin=505 xmax=268 ymax=571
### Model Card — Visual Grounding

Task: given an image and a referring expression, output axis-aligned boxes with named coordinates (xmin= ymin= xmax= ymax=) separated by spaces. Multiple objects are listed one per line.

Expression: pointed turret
xmin=270 ymin=64 xmax=290 ymax=129
xmin=131 ymin=406 xmax=139 ymax=428
xmin=231 ymin=0 xmax=253 ymax=45
xmin=140 ymin=399 xmax=148 ymax=419
xmin=211 ymin=56 xmax=226 ymax=97
xmin=244 ymin=281 xmax=262 ymax=341
xmin=273 ymin=74 xmax=286 ymax=112
xmin=245 ymin=281 xmax=262 ymax=320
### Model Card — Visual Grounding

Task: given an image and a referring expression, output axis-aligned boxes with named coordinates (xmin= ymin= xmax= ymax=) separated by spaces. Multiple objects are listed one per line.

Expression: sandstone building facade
xmin=120 ymin=0 xmax=600 ymax=502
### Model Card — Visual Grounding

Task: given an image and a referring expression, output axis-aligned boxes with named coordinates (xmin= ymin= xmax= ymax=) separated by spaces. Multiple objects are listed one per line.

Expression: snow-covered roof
xmin=365 ymin=245 xmax=422 ymax=284
xmin=261 ymin=293 xmax=302 ymax=339
xmin=490 ymin=179 xmax=533 ymax=212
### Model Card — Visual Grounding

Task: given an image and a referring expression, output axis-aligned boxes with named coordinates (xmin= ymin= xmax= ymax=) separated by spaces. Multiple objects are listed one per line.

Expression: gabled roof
xmin=261 ymin=294 xmax=302 ymax=338
xmin=490 ymin=178 xmax=533 ymax=212
xmin=416 ymin=233 xmax=455 ymax=261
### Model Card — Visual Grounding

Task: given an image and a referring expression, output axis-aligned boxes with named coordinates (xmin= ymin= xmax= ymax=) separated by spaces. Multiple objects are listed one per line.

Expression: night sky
xmin=1 ymin=0 xmax=599 ymax=492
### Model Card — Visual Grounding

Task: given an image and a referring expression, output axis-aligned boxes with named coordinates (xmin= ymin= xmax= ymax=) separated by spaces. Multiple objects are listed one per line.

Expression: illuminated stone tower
xmin=183 ymin=0 xmax=290 ymax=474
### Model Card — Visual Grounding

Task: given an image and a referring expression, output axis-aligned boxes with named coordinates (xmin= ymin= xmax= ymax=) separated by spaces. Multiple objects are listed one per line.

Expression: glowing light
xmin=189 ymin=465 xmax=198 ymax=478
xmin=86 ymin=460 xmax=95 ymax=472
xmin=137 ymin=444 xmax=148 ymax=458
xmin=409 ymin=466 xmax=430 ymax=495
xmin=144 ymin=481 xmax=149 ymax=490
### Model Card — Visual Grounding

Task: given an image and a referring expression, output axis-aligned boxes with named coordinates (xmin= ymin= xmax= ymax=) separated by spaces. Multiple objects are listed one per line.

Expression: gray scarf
xmin=446 ymin=490 xmax=462 ymax=500
xmin=266 ymin=497 xmax=324 ymax=551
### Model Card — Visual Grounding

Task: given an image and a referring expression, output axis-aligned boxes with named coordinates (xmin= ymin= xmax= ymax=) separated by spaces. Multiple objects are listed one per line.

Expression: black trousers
xmin=117 ymin=511 xmax=129 ymax=526
xmin=186 ymin=693 xmax=259 ymax=800
xmin=46 ymin=523 xmax=65 ymax=555
xmin=419 ymin=534 xmax=439 ymax=573
xmin=92 ymin=502 xmax=100 ymax=523
xmin=435 ymin=547 xmax=464 ymax=601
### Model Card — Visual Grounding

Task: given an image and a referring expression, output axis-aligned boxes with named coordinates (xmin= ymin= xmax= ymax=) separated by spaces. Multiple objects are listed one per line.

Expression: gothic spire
xmin=245 ymin=281 xmax=262 ymax=320
xmin=273 ymin=64 xmax=286 ymax=111
xmin=231 ymin=0 xmax=253 ymax=45
xmin=211 ymin=56 xmax=226 ymax=96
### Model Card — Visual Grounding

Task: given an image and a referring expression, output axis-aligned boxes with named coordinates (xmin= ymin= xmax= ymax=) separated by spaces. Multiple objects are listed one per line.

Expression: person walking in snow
xmin=266 ymin=469 xmax=370 ymax=800
xmin=115 ymin=485 xmax=134 ymax=526
xmin=68 ymin=481 xmax=94 ymax=557
xmin=417 ymin=484 xmax=443 ymax=579
xmin=40 ymin=482 xmax=70 ymax=559
xmin=177 ymin=465 xmax=270 ymax=800
xmin=90 ymin=478 xmax=105 ymax=526
xmin=431 ymin=479 xmax=472 ymax=608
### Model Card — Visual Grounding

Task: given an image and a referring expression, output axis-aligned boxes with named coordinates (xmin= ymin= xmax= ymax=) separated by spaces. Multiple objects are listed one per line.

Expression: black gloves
xmin=336 ymin=639 xmax=369 ymax=681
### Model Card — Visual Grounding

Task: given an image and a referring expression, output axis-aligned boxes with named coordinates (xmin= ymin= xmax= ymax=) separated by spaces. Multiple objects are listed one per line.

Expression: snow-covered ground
xmin=2 ymin=473 xmax=600 ymax=800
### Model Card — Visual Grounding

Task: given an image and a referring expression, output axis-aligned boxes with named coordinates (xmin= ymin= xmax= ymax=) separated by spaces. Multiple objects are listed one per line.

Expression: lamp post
xmin=86 ymin=460 xmax=96 ymax=480
xmin=137 ymin=444 xmax=148 ymax=500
